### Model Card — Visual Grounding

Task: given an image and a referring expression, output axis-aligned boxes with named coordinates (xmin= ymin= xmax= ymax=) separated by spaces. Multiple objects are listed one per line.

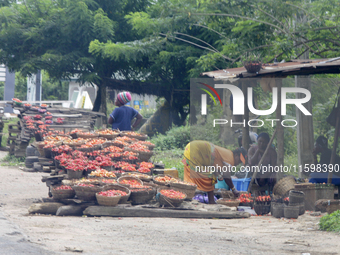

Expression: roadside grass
xmin=152 ymin=148 xmax=184 ymax=179
xmin=0 ymin=153 xmax=25 ymax=166
xmin=1 ymin=117 xmax=20 ymax=148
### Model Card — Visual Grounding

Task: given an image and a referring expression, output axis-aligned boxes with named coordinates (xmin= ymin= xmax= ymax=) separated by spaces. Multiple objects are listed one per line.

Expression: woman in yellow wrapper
xmin=182 ymin=140 xmax=247 ymax=204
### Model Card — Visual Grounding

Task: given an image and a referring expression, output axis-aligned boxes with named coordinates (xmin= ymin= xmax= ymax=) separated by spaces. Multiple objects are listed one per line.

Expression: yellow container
xmin=162 ymin=169 xmax=179 ymax=179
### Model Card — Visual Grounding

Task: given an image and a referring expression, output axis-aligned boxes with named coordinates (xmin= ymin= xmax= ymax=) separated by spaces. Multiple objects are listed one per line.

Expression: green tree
xmin=0 ymin=0 xmax=149 ymax=123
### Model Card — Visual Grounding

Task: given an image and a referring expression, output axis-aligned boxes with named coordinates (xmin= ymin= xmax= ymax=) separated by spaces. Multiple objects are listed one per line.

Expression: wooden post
xmin=276 ymin=79 xmax=284 ymax=181
xmin=242 ymin=80 xmax=250 ymax=151
xmin=248 ymin=128 xmax=277 ymax=193
xmin=328 ymin=96 xmax=340 ymax=184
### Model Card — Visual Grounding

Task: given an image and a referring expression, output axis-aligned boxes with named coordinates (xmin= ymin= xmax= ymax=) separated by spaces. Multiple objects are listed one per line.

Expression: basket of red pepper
xmin=239 ymin=193 xmax=254 ymax=208
xmin=254 ymin=195 xmax=271 ymax=215
xmin=117 ymin=176 xmax=143 ymax=188
xmin=73 ymin=183 xmax=103 ymax=201
xmin=51 ymin=185 xmax=75 ymax=200
xmin=130 ymin=186 xmax=156 ymax=205
xmin=121 ymin=131 xmax=148 ymax=141
xmin=169 ymin=179 xmax=197 ymax=200
xmin=125 ymin=143 xmax=154 ymax=162
xmin=101 ymin=184 xmax=131 ymax=204
xmin=158 ymin=188 xmax=187 ymax=207
xmin=95 ymin=190 xmax=124 ymax=206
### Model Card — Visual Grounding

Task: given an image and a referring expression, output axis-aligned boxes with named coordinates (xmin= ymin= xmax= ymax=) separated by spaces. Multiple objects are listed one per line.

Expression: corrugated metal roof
xmin=201 ymin=57 xmax=340 ymax=81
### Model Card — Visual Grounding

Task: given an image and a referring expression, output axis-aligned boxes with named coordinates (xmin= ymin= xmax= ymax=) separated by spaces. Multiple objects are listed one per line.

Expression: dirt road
xmin=0 ymin=152 xmax=339 ymax=255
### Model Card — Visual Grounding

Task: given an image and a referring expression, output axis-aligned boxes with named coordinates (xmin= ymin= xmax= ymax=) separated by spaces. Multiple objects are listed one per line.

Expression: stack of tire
xmin=25 ymin=146 xmax=40 ymax=169
xmin=284 ymin=190 xmax=305 ymax=219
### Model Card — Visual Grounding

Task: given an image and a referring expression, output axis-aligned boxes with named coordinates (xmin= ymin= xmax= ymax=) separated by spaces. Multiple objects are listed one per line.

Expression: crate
xmin=232 ymin=178 xmax=251 ymax=191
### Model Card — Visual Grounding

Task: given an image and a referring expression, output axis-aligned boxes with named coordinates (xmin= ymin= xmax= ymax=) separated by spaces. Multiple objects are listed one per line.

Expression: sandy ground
xmin=0 ymin=151 xmax=339 ymax=255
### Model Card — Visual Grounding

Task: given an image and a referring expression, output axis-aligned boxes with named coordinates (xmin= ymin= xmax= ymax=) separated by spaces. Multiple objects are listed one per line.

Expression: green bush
xmin=319 ymin=210 xmax=340 ymax=232
xmin=150 ymin=125 xmax=191 ymax=150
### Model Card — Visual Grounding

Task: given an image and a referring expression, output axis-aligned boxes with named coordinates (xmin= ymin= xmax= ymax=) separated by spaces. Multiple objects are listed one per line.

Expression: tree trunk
xmin=100 ymin=82 xmax=108 ymax=125
xmin=92 ymin=84 xmax=102 ymax=112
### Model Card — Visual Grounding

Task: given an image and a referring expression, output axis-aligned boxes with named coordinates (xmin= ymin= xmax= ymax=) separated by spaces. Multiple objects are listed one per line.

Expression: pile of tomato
xmin=12 ymin=98 xmax=22 ymax=103
xmin=54 ymin=185 xmax=73 ymax=191
xmin=77 ymin=183 xmax=95 ymax=187
xmin=102 ymin=179 xmax=117 ymax=184
xmin=155 ymin=176 xmax=173 ymax=183
xmin=102 ymin=146 xmax=123 ymax=153
xmin=119 ymin=179 xmax=143 ymax=188
xmin=52 ymin=145 xmax=73 ymax=154
xmin=137 ymin=167 xmax=151 ymax=174
xmin=239 ymin=193 xmax=253 ymax=204
xmin=128 ymin=143 xmax=150 ymax=153
xmin=88 ymin=169 xmax=116 ymax=178
xmin=96 ymin=129 xmax=119 ymax=135
xmin=97 ymin=190 xmax=127 ymax=197
xmin=116 ymin=136 xmax=137 ymax=143
xmin=160 ymin=189 xmax=186 ymax=199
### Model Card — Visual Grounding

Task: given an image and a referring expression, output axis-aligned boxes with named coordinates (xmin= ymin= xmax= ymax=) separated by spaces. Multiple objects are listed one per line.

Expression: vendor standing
xmin=182 ymin=140 xmax=247 ymax=204
xmin=248 ymin=132 xmax=277 ymax=188
xmin=108 ymin=92 xmax=143 ymax=131
xmin=308 ymin=136 xmax=340 ymax=185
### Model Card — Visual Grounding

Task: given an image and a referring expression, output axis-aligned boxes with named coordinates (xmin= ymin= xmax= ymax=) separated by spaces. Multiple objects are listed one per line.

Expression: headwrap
xmin=117 ymin=92 xmax=132 ymax=105
xmin=257 ymin=132 xmax=270 ymax=143
xmin=316 ymin=136 xmax=328 ymax=148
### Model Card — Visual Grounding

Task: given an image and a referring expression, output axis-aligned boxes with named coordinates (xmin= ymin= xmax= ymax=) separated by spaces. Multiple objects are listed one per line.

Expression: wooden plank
xmin=83 ymin=206 xmax=251 ymax=219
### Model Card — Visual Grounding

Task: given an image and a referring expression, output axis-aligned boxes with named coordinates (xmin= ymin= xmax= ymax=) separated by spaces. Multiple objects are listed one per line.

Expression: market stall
xmin=13 ymin=104 xmax=249 ymax=218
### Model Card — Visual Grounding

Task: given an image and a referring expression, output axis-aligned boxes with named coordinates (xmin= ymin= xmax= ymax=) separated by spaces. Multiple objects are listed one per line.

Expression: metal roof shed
xmin=201 ymin=57 xmax=340 ymax=185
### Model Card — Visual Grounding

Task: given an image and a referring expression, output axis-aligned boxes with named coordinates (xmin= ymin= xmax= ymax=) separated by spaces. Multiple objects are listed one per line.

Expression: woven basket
xmin=273 ymin=176 xmax=296 ymax=197
xmin=67 ymin=169 xmax=84 ymax=179
xmin=34 ymin=132 xmax=43 ymax=142
xmin=43 ymin=147 xmax=54 ymax=159
xmin=125 ymin=147 xmax=153 ymax=162
xmin=110 ymin=142 xmax=126 ymax=149
xmin=289 ymin=190 xmax=305 ymax=204
xmin=271 ymin=202 xmax=284 ymax=218
xmin=70 ymin=133 xmax=78 ymax=139
xmin=77 ymin=133 xmax=99 ymax=139
xmin=117 ymin=176 xmax=143 ymax=188
xmin=122 ymin=173 xmax=153 ymax=182
xmin=170 ymin=182 xmax=197 ymax=200
xmin=44 ymin=135 xmax=71 ymax=141
xmin=138 ymin=142 xmax=156 ymax=150
xmin=289 ymin=202 xmax=305 ymax=215
xmin=96 ymin=193 xmax=121 ymax=206
xmin=243 ymin=61 xmax=262 ymax=73
xmin=216 ymin=198 xmax=240 ymax=207
xmin=284 ymin=204 xmax=299 ymax=219
xmin=76 ymin=146 xmax=94 ymax=153
xmin=130 ymin=187 xmax=156 ymax=205
xmin=63 ymin=140 xmax=86 ymax=147
xmin=138 ymin=151 xmax=154 ymax=162
xmin=254 ymin=203 xmax=271 ymax=215
xmin=101 ymin=165 xmax=116 ymax=171
xmin=101 ymin=184 xmax=131 ymax=204
xmin=51 ymin=187 xmax=75 ymax=200
xmin=153 ymin=174 xmax=173 ymax=186
xmin=158 ymin=187 xmax=187 ymax=207
xmin=95 ymin=130 xmax=120 ymax=140
xmin=73 ymin=185 xmax=103 ymax=201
